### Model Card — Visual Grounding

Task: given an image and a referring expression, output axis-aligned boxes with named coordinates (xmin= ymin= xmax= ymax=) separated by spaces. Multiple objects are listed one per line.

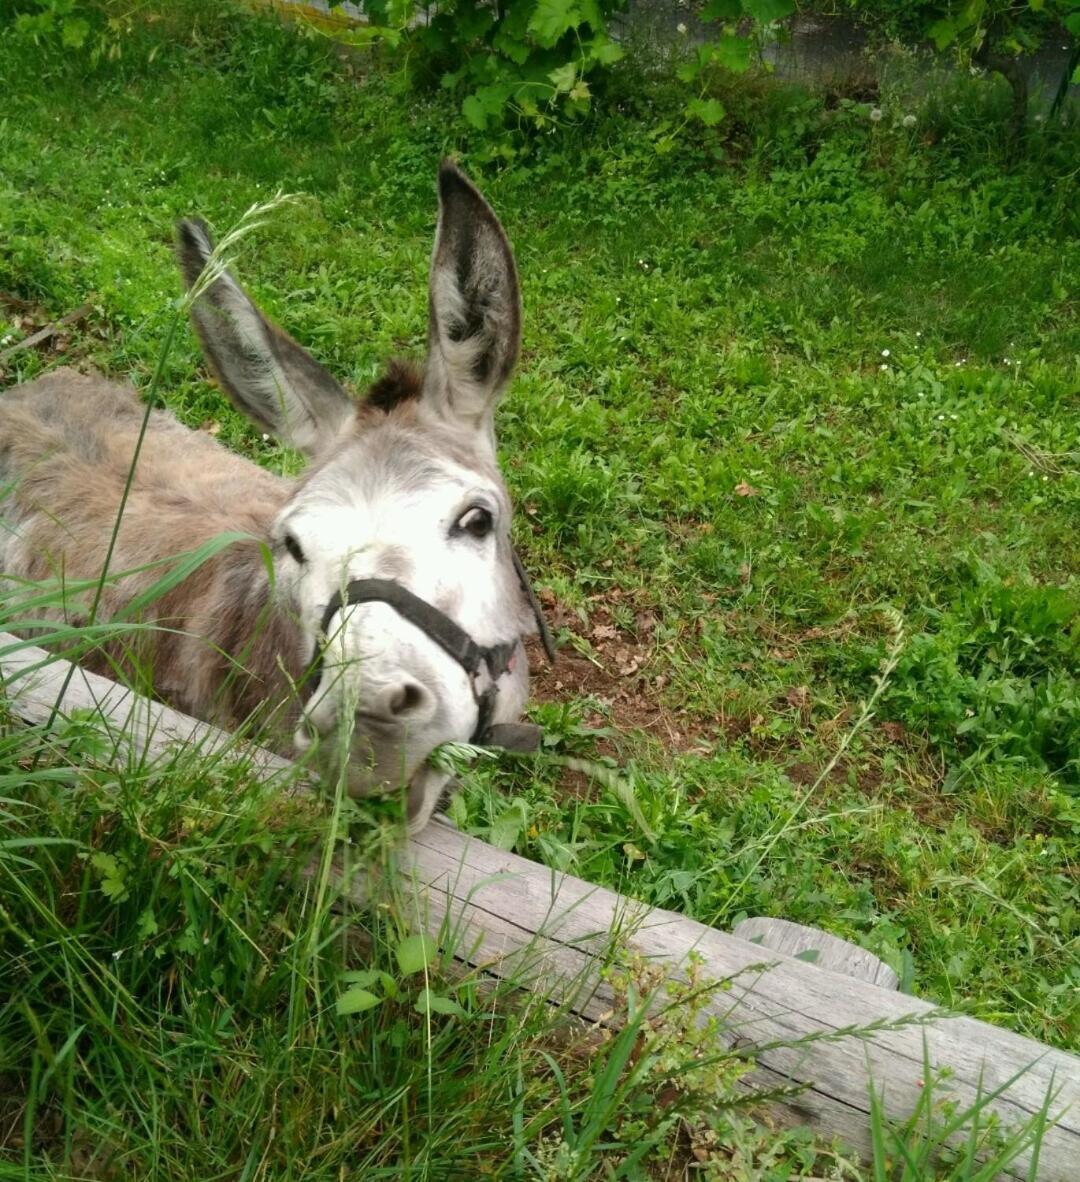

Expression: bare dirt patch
xmin=0 ymin=293 xmax=100 ymax=373
xmin=526 ymin=587 xmax=718 ymax=756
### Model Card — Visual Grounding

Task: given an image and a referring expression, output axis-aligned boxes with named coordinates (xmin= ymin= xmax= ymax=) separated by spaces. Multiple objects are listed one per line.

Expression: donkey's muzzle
xmin=306 ymin=552 xmax=553 ymax=746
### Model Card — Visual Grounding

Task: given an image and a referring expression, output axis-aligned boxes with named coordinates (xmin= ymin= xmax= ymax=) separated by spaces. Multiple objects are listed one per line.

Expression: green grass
xmin=1 ymin=3 xmax=1078 ymax=1175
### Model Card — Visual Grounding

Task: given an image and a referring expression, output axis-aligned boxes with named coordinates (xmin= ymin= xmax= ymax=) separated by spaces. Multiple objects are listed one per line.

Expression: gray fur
xmin=177 ymin=217 xmax=354 ymax=457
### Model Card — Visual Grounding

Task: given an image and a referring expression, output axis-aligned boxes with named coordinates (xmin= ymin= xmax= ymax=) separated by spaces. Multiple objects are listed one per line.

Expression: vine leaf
xmin=741 ymin=0 xmax=795 ymax=21
xmin=702 ymin=0 xmax=743 ymax=18
xmin=529 ymin=0 xmax=582 ymax=47
xmin=686 ymin=97 xmax=727 ymax=126
xmin=549 ymin=61 xmax=578 ymax=93
xmin=588 ymin=34 xmax=624 ymax=65
xmin=712 ymin=34 xmax=752 ymax=73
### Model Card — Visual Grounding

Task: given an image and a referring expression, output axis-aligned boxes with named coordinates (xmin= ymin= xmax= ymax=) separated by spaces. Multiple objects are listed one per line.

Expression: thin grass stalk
xmin=711 ymin=610 xmax=907 ymax=926
xmin=25 ymin=192 xmax=297 ymax=744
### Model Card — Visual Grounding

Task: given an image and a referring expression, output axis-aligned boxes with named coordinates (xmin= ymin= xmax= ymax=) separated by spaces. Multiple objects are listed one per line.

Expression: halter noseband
xmin=306 ymin=550 xmax=555 ymax=746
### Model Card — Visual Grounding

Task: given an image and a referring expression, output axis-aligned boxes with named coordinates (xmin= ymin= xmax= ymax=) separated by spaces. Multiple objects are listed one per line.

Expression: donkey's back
xmin=0 ymin=366 xmax=290 ymax=715
xmin=0 ymin=366 xmax=287 ymax=578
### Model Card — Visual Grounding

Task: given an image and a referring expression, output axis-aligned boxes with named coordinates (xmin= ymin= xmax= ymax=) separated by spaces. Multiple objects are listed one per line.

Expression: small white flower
xmin=915 ymin=331 xmax=922 ymax=337
xmin=1003 ymin=357 xmax=1010 ymax=364
xmin=676 ymin=21 xmax=687 ymax=34
xmin=881 ymin=348 xmax=890 ymax=357
xmin=262 ymin=432 xmax=270 ymax=441
xmin=869 ymin=107 xmax=883 ymax=123
xmin=112 ymin=949 xmax=123 ymax=960
xmin=902 ymin=114 xmax=917 ymax=128
xmin=880 ymin=363 xmax=889 ymax=370
xmin=1042 ymin=474 xmax=1049 ymax=482
xmin=938 ymin=414 xmax=945 ymax=421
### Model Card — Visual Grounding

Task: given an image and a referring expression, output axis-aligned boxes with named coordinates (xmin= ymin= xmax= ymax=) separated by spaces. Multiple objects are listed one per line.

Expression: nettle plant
xmin=9 ymin=0 xmax=139 ymax=61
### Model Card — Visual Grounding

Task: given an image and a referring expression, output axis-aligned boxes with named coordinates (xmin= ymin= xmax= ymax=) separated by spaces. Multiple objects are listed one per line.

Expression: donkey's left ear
xmin=176 ymin=217 xmax=354 ymax=458
xmin=422 ymin=161 xmax=521 ymax=443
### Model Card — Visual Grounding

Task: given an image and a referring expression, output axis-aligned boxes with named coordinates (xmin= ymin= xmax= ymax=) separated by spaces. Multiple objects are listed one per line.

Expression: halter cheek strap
xmin=306 ymin=550 xmax=554 ymax=746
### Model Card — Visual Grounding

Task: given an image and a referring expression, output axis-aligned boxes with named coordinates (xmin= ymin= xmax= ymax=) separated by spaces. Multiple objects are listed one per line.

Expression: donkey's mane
xmin=365 ymin=359 xmax=423 ymax=413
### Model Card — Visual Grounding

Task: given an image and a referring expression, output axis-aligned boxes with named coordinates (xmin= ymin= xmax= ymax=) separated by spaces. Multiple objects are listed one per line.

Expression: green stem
xmin=42 ymin=315 xmax=181 ymax=736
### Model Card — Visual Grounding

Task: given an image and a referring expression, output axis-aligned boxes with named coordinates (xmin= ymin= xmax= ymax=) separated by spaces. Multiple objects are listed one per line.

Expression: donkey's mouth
xmin=328 ymin=744 xmax=452 ymax=834
xmin=293 ymin=713 xmax=455 ymax=835
xmin=404 ymin=764 xmax=453 ymax=835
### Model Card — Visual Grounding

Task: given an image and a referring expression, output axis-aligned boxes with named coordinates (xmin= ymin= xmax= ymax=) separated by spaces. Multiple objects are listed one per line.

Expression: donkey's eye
xmin=283 ymin=532 xmax=306 ymax=564
xmin=454 ymin=505 xmax=494 ymax=540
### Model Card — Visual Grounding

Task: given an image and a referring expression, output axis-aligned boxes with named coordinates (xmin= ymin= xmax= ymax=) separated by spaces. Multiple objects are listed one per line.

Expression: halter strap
xmin=513 ymin=548 xmax=556 ymax=664
xmin=306 ymin=549 xmax=553 ymax=745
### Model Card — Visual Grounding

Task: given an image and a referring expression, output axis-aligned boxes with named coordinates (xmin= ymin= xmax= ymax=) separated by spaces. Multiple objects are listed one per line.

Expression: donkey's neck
xmin=161 ymin=537 xmax=305 ymax=745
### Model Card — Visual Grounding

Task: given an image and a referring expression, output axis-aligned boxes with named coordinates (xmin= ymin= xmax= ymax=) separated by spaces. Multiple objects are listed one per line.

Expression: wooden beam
xmin=732 ymin=917 xmax=901 ymax=990
xmin=0 ymin=634 xmax=290 ymax=778
xmin=2 ymin=632 xmax=1077 ymax=1178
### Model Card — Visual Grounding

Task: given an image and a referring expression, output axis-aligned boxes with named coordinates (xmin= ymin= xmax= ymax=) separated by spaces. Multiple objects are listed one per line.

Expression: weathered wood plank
xmin=402 ymin=821 xmax=1078 ymax=1175
xmin=2 ymin=632 xmax=1077 ymax=1179
xmin=732 ymin=917 xmax=901 ymax=989
xmin=0 ymin=633 xmax=292 ymax=778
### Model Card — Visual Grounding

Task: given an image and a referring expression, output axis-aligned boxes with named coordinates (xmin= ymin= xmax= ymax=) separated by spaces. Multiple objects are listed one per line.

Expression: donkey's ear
xmin=422 ymin=161 xmax=521 ymax=442
xmin=176 ymin=218 xmax=353 ymax=457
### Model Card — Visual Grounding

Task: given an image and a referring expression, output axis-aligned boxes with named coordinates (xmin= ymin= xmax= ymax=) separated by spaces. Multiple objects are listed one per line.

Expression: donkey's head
xmin=177 ymin=161 xmax=538 ymax=832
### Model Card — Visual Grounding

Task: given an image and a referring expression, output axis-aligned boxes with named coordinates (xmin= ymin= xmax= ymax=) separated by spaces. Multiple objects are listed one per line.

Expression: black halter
xmin=306 ymin=549 xmax=555 ymax=746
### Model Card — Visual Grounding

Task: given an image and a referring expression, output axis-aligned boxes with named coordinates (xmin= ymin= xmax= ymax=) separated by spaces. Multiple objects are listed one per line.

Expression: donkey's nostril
xmin=389 ymin=682 xmax=426 ymax=717
xmin=363 ymin=681 xmax=433 ymax=725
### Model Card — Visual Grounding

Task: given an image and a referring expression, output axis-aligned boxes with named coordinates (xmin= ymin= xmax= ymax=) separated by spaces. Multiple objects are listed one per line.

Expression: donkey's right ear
xmin=421 ymin=161 xmax=521 ymax=447
xmin=176 ymin=218 xmax=353 ymax=457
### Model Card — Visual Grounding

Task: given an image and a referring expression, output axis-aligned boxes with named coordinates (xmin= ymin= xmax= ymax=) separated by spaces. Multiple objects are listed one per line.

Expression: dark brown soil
xmin=526 ymin=586 xmax=719 ymax=756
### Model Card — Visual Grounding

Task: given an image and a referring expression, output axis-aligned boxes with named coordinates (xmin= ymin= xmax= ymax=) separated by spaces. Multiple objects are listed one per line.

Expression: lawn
xmin=1 ymin=3 xmax=1077 ymax=1176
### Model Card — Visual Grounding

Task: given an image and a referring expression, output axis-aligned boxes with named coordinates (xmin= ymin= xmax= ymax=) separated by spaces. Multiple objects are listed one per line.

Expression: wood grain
xmin=732 ymin=916 xmax=901 ymax=990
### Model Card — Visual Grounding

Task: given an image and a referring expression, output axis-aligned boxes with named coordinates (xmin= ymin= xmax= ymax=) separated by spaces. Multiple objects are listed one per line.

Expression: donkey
xmin=0 ymin=160 xmax=549 ymax=833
